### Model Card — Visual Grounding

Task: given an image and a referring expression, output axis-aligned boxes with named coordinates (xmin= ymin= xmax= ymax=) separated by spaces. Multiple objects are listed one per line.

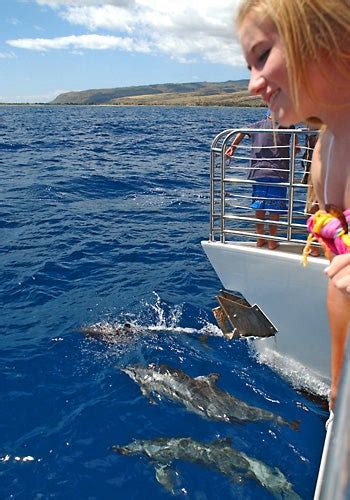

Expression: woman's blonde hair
xmin=236 ymin=0 xmax=350 ymax=114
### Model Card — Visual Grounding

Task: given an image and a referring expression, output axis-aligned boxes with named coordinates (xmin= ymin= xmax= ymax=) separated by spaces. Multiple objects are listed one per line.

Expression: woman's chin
xmin=274 ymin=108 xmax=300 ymax=127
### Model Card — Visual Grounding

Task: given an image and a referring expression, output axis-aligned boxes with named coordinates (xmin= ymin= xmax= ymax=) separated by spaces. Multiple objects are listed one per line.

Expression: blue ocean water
xmin=1 ymin=105 xmax=326 ymax=499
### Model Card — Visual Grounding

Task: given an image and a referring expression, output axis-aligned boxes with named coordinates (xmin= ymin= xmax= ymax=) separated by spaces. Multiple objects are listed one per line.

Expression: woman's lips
xmin=267 ymin=89 xmax=280 ymax=109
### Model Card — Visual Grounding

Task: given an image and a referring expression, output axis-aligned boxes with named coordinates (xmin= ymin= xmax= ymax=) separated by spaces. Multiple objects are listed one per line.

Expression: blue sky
xmin=1 ymin=0 xmax=249 ymax=103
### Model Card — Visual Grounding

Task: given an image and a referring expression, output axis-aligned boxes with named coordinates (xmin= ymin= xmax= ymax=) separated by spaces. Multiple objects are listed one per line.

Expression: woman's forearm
xmin=327 ymin=279 xmax=350 ymax=409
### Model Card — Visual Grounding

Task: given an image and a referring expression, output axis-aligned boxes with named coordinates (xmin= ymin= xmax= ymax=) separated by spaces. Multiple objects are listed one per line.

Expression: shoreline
xmin=0 ymin=102 xmax=266 ymax=108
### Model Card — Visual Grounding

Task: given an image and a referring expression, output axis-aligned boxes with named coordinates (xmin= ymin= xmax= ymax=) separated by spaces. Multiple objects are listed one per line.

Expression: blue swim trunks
xmin=251 ymin=177 xmax=287 ymax=213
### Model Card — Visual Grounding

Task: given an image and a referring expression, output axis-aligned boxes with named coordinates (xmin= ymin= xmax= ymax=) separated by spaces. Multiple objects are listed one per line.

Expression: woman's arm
xmin=327 ymin=277 xmax=350 ymax=409
xmin=326 ymin=255 xmax=350 ymax=408
xmin=311 ymin=130 xmax=350 ymax=409
xmin=325 ymin=254 xmax=350 ymax=295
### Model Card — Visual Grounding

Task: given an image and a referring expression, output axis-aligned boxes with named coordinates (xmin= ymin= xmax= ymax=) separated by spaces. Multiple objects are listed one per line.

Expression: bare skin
xmin=239 ymin=12 xmax=350 ymax=410
xmin=225 ymin=126 xmax=297 ymax=250
xmin=255 ymin=209 xmax=280 ymax=249
xmin=310 ymin=134 xmax=350 ymax=409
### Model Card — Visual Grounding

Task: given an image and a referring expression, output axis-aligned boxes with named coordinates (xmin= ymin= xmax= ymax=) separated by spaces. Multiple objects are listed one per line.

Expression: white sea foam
xmin=1 ymin=455 xmax=35 ymax=463
xmin=85 ymin=291 xmax=223 ymax=339
xmin=250 ymin=343 xmax=330 ymax=399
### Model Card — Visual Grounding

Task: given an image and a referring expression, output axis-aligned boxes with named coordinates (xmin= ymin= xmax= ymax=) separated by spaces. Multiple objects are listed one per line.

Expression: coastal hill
xmin=50 ymin=80 xmax=264 ymax=106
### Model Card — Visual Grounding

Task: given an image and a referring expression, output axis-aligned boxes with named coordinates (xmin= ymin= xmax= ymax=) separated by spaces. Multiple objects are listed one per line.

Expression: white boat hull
xmin=202 ymin=240 xmax=330 ymax=395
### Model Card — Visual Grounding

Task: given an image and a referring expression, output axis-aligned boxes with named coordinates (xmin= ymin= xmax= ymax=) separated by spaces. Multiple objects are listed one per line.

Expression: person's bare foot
xmin=268 ymin=240 xmax=279 ymax=250
xmin=256 ymin=238 xmax=267 ymax=247
xmin=310 ymin=247 xmax=320 ymax=257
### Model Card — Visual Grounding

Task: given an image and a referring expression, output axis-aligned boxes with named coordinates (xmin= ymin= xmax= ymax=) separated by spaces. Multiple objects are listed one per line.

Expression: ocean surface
xmin=1 ymin=105 xmax=327 ymax=499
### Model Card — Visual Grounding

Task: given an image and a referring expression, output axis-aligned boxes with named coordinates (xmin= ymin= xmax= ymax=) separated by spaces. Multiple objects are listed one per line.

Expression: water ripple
xmin=0 ymin=106 xmax=324 ymax=499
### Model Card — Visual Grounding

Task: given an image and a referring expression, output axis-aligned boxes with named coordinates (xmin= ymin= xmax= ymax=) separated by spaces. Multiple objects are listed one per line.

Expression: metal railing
xmin=209 ymin=127 xmax=319 ymax=247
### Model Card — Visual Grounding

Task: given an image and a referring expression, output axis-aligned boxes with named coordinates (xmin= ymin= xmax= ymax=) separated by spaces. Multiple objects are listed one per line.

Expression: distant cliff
xmin=50 ymin=80 xmax=264 ymax=107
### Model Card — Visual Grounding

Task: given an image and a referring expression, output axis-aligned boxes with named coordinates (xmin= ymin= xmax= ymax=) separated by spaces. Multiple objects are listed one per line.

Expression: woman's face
xmin=239 ymin=13 xmax=303 ymax=126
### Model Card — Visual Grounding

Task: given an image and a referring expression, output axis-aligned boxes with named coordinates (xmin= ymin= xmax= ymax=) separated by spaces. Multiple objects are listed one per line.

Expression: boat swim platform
xmin=202 ymin=240 xmax=330 ymax=390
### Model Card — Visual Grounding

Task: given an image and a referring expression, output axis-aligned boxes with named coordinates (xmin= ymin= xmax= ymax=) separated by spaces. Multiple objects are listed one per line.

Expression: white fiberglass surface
xmin=202 ymin=241 xmax=330 ymax=390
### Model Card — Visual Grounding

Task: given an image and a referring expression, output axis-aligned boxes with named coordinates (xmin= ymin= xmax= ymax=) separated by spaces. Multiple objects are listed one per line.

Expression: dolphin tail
xmin=283 ymin=490 xmax=302 ymax=500
xmin=288 ymin=419 xmax=300 ymax=431
xmin=276 ymin=416 xmax=300 ymax=431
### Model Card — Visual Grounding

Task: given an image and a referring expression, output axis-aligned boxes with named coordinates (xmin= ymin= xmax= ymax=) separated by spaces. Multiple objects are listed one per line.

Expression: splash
xmin=83 ymin=292 xmax=223 ymax=339
xmin=139 ymin=292 xmax=223 ymax=337
xmin=0 ymin=455 xmax=35 ymax=463
xmin=251 ymin=343 xmax=330 ymax=399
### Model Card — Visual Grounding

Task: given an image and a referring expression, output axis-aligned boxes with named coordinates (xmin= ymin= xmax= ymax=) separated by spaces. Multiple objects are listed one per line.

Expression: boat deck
xmin=203 ymin=126 xmax=330 ymax=391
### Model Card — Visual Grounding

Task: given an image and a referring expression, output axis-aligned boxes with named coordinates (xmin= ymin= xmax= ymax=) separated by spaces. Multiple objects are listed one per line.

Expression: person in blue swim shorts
xmin=226 ymin=110 xmax=298 ymax=249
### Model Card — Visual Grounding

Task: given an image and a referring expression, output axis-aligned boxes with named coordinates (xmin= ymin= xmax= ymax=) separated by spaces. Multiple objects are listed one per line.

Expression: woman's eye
xmin=257 ymin=48 xmax=271 ymax=63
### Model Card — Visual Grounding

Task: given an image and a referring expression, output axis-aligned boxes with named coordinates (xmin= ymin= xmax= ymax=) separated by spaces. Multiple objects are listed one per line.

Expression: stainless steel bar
xmin=209 ymin=127 xmax=316 ymax=246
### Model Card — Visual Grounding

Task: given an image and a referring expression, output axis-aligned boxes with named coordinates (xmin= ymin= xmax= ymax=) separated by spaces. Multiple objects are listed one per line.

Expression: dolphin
xmin=80 ymin=322 xmax=139 ymax=343
xmin=112 ymin=436 xmax=300 ymax=499
xmin=80 ymin=322 xmax=213 ymax=349
xmin=122 ymin=364 xmax=299 ymax=430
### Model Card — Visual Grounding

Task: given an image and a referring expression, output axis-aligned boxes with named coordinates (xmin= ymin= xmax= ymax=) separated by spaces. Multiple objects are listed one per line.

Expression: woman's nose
xmin=248 ymin=71 xmax=266 ymax=96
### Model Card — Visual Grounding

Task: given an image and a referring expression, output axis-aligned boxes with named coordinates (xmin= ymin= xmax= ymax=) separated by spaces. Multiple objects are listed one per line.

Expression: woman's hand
xmin=325 ymin=254 xmax=350 ymax=296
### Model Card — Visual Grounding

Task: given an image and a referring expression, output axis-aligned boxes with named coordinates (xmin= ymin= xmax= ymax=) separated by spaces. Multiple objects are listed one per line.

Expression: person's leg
xmin=268 ymin=212 xmax=280 ymax=249
xmin=255 ymin=209 xmax=266 ymax=247
xmin=310 ymin=246 xmax=321 ymax=257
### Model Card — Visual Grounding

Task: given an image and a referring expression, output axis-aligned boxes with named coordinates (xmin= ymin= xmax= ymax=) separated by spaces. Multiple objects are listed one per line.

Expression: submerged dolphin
xmin=122 ymin=364 xmax=299 ymax=429
xmin=80 ymin=323 xmax=210 ymax=345
xmin=112 ymin=436 xmax=300 ymax=499
xmin=80 ymin=322 xmax=139 ymax=343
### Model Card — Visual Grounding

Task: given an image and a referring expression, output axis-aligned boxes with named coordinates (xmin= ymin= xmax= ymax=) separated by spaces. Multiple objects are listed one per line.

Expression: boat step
xmin=213 ymin=289 xmax=278 ymax=340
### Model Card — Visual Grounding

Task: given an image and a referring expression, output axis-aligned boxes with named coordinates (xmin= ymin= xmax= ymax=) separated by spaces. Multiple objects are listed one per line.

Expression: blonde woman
xmin=235 ymin=0 xmax=350 ymax=416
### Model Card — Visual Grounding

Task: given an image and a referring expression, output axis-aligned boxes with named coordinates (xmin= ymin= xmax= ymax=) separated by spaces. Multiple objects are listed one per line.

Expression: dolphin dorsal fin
xmin=195 ymin=373 xmax=219 ymax=386
xmin=213 ymin=437 xmax=232 ymax=447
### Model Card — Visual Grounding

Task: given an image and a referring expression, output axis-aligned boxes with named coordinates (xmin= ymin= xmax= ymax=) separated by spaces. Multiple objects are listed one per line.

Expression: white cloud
xmin=8 ymin=0 xmax=244 ymax=66
xmin=63 ymin=5 xmax=135 ymax=31
xmin=7 ymin=34 xmax=151 ymax=52
xmin=0 ymin=51 xmax=16 ymax=59
xmin=36 ymin=0 xmax=136 ymax=6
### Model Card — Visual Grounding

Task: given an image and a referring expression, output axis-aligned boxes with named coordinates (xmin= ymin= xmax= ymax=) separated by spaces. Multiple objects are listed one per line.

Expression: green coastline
xmin=1 ymin=81 xmax=266 ymax=107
